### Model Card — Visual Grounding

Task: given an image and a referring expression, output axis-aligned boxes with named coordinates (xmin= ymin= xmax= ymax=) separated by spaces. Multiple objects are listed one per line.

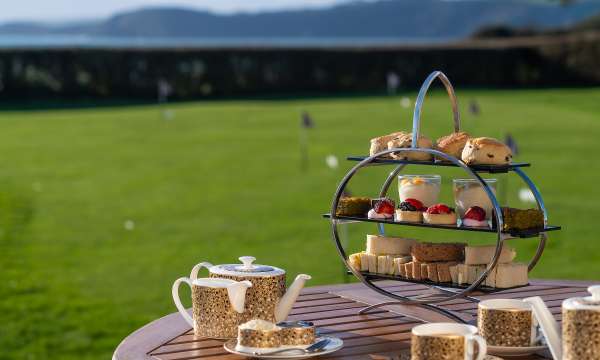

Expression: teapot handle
xmin=190 ymin=262 xmax=213 ymax=280
xmin=172 ymin=277 xmax=194 ymax=327
xmin=465 ymin=334 xmax=487 ymax=360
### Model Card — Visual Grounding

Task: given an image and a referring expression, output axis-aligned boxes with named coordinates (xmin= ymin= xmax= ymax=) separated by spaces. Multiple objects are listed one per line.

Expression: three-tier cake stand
xmin=324 ymin=71 xmax=561 ymax=323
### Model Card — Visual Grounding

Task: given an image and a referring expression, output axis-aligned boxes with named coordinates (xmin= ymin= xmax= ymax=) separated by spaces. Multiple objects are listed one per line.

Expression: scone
xmin=370 ymin=132 xmax=406 ymax=157
xmin=436 ymin=131 xmax=470 ymax=161
xmin=387 ymin=132 xmax=433 ymax=161
xmin=423 ymin=204 xmax=457 ymax=225
xmin=461 ymin=137 xmax=512 ymax=165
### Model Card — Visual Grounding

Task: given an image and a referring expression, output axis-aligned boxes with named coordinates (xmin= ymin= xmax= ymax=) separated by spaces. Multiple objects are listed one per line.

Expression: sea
xmin=0 ymin=34 xmax=452 ymax=49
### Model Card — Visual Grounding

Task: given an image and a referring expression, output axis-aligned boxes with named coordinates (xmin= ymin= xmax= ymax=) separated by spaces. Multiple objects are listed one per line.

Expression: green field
xmin=1 ymin=88 xmax=599 ymax=359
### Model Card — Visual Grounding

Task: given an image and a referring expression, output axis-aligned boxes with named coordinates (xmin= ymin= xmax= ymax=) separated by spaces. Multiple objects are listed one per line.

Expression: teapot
xmin=524 ymin=285 xmax=600 ymax=360
xmin=174 ymin=256 xmax=311 ymax=338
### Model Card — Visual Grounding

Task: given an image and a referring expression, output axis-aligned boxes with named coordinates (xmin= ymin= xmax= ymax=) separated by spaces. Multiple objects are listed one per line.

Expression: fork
xmin=252 ymin=338 xmax=331 ymax=356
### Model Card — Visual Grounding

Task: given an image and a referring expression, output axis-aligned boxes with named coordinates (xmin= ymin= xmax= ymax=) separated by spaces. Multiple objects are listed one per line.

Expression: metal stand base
xmin=358 ymin=301 xmax=471 ymax=324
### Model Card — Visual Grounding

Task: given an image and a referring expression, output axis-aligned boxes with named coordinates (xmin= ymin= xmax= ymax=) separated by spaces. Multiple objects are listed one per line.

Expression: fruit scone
xmin=461 ymin=137 xmax=512 ymax=165
xmin=435 ymin=131 xmax=471 ymax=162
xmin=370 ymin=131 xmax=406 ymax=157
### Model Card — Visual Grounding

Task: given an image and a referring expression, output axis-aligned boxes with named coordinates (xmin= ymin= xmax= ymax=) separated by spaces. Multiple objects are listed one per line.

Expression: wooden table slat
xmin=113 ymin=279 xmax=598 ymax=360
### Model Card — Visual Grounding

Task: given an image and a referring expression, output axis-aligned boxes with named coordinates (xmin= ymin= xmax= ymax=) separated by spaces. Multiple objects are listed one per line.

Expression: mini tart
xmin=423 ymin=211 xmax=457 ymax=225
xmin=395 ymin=209 xmax=423 ymax=223
xmin=368 ymin=209 xmax=393 ymax=220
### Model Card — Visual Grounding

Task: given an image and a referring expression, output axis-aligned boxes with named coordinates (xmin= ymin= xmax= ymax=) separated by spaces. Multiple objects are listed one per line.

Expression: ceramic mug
xmin=478 ymin=299 xmax=540 ymax=347
xmin=411 ymin=323 xmax=487 ymax=360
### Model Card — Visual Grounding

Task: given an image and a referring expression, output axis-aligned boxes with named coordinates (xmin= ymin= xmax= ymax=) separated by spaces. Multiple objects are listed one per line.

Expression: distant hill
xmin=2 ymin=0 xmax=600 ymax=39
xmin=574 ymin=13 xmax=600 ymax=30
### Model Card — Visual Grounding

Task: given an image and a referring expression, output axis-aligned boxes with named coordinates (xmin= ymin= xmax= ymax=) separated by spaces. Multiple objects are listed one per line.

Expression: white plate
xmin=487 ymin=344 xmax=548 ymax=357
xmin=223 ymin=336 xmax=343 ymax=359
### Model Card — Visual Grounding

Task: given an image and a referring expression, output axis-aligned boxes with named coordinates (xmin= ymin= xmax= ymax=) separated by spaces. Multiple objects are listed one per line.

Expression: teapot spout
xmin=523 ymin=296 xmax=562 ymax=360
xmin=275 ymin=274 xmax=311 ymax=322
xmin=227 ymin=280 xmax=252 ymax=313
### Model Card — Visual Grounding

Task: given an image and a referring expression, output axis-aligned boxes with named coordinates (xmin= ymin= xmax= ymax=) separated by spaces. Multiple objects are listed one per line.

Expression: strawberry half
xmin=426 ymin=204 xmax=453 ymax=214
xmin=464 ymin=206 xmax=486 ymax=221
xmin=404 ymin=198 xmax=426 ymax=211
xmin=374 ymin=198 xmax=395 ymax=215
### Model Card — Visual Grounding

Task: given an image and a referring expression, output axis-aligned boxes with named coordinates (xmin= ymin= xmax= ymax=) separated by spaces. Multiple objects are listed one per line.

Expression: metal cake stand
xmin=325 ymin=71 xmax=560 ymax=323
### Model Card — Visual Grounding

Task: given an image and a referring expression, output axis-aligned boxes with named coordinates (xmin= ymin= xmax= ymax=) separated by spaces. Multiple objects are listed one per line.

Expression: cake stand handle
xmin=412 ymin=71 xmax=461 ymax=148
xmin=513 ymin=167 xmax=549 ymax=272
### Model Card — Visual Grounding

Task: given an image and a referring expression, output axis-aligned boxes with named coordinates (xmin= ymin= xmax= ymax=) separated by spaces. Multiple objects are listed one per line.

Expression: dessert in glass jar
xmin=398 ymin=175 xmax=441 ymax=208
xmin=453 ymin=178 xmax=498 ymax=225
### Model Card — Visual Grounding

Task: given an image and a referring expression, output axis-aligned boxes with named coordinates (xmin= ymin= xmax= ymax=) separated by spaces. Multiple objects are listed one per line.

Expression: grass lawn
xmin=1 ymin=88 xmax=599 ymax=359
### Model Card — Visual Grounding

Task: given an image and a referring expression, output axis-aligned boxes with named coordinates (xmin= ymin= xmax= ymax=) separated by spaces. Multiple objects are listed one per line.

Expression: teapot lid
xmin=209 ymin=256 xmax=285 ymax=277
xmin=564 ymin=285 xmax=600 ymax=310
xmin=191 ymin=277 xmax=241 ymax=288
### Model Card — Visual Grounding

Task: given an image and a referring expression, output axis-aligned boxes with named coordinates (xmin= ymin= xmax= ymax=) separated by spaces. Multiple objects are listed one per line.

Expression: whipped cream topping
xmin=368 ymin=209 xmax=393 ymax=219
xmin=462 ymin=218 xmax=489 ymax=228
xmin=239 ymin=319 xmax=280 ymax=331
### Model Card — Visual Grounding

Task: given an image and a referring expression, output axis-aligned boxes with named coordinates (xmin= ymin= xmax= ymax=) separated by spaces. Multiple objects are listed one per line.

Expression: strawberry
xmin=374 ymin=198 xmax=395 ymax=215
xmin=464 ymin=206 xmax=486 ymax=221
xmin=426 ymin=204 xmax=453 ymax=214
xmin=404 ymin=198 xmax=425 ymax=211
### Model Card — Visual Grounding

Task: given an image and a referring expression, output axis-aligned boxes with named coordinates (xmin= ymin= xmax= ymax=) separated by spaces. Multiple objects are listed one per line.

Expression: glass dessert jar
xmin=453 ymin=178 xmax=498 ymax=222
xmin=397 ymin=175 xmax=441 ymax=208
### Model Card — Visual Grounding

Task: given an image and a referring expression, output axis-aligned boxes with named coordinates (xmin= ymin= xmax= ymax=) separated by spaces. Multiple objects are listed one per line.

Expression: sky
xmin=0 ymin=0 xmax=354 ymax=23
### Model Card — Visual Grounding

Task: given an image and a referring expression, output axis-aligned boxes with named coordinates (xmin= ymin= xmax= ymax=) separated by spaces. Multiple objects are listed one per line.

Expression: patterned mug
xmin=478 ymin=299 xmax=540 ymax=347
xmin=411 ymin=323 xmax=487 ymax=360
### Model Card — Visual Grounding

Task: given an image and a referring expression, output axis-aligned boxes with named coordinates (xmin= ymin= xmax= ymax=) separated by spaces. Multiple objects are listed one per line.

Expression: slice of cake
xmin=437 ymin=262 xmax=456 ymax=283
xmin=367 ymin=235 xmax=416 ymax=255
xmin=412 ymin=261 xmax=424 ymax=280
xmin=426 ymin=263 xmax=438 ymax=282
xmin=394 ymin=256 xmax=412 ymax=276
xmin=449 ymin=264 xmax=459 ymax=283
xmin=405 ymin=262 xmax=415 ymax=279
xmin=367 ymin=253 xmax=378 ymax=273
xmin=348 ymin=253 xmax=362 ymax=272
xmin=336 ymin=197 xmax=371 ymax=217
xmin=359 ymin=253 xmax=370 ymax=272
xmin=495 ymin=207 xmax=544 ymax=232
xmin=465 ymin=245 xmax=516 ymax=265
xmin=494 ymin=262 xmax=528 ymax=288
xmin=398 ymin=262 xmax=407 ymax=277
xmin=412 ymin=242 xmax=465 ymax=262
xmin=421 ymin=263 xmax=429 ymax=280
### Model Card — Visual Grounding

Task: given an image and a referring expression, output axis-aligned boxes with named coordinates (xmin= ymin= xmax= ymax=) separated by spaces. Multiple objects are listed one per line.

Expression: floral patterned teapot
xmin=175 ymin=256 xmax=311 ymax=338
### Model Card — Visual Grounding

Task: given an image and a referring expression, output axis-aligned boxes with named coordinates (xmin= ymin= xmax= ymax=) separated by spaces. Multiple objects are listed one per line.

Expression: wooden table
xmin=113 ymin=279 xmax=595 ymax=360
